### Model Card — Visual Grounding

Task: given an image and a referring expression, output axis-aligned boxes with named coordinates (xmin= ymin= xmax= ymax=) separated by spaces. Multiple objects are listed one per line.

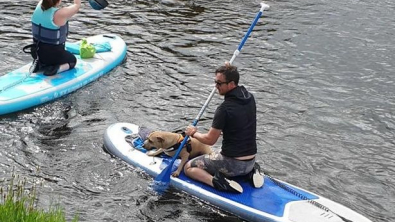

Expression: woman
xmin=31 ymin=0 xmax=81 ymax=76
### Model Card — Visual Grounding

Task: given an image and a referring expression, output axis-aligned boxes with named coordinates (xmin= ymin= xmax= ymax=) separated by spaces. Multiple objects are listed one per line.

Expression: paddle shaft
xmin=192 ymin=3 xmax=270 ymax=122
xmin=155 ymin=2 xmax=270 ymax=185
xmin=172 ymin=2 xmax=270 ymax=160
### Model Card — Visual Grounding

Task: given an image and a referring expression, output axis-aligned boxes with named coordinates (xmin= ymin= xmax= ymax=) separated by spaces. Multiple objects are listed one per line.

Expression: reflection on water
xmin=1 ymin=0 xmax=394 ymax=221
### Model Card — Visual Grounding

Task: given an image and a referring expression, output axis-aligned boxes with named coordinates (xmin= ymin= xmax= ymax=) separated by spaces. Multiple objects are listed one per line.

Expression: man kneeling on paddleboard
xmin=184 ymin=64 xmax=264 ymax=194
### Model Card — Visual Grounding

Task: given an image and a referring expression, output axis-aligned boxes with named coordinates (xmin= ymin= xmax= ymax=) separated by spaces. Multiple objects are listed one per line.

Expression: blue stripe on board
xmin=150 ymin=145 xmax=318 ymax=217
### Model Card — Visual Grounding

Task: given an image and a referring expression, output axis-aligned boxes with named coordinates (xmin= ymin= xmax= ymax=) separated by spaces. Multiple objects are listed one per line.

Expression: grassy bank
xmin=0 ymin=173 xmax=78 ymax=222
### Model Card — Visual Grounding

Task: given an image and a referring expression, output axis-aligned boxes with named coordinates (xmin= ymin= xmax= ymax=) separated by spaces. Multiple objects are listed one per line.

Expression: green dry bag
xmin=80 ymin=38 xmax=96 ymax=58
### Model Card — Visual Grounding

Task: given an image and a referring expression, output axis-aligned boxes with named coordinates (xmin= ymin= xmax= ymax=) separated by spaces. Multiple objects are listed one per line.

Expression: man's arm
xmin=186 ymin=126 xmax=221 ymax=146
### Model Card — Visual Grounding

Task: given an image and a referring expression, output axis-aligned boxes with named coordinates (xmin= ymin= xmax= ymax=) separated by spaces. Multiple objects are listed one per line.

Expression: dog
xmin=143 ymin=131 xmax=212 ymax=177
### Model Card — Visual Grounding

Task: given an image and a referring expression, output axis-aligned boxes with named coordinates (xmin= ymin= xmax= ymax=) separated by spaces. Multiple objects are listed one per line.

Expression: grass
xmin=0 ymin=172 xmax=78 ymax=222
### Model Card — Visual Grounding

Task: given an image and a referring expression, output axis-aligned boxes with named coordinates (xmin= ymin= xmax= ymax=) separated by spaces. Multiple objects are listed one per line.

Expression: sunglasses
xmin=215 ymin=80 xmax=230 ymax=86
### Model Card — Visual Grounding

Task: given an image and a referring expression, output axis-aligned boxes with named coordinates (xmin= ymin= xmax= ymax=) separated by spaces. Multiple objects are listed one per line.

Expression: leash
xmin=0 ymin=59 xmax=38 ymax=93
xmin=0 ymin=42 xmax=41 ymax=93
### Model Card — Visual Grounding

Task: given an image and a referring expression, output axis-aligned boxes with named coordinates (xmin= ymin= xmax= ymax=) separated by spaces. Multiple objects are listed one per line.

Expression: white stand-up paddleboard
xmin=103 ymin=122 xmax=372 ymax=222
xmin=0 ymin=34 xmax=126 ymax=115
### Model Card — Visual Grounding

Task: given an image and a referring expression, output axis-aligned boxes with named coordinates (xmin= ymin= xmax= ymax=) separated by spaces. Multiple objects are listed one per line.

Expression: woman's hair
xmin=41 ymin=0 xmax=61 ymax=11
xmin=215 ymin=64 xmax=240 ymax=85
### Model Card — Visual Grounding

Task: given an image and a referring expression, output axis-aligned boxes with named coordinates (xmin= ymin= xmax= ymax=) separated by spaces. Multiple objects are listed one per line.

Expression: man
xmin=184 ymin=64 xmax=263 ymax=193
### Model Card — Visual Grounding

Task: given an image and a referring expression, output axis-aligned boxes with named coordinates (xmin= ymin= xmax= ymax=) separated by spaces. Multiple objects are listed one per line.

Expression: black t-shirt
xmin=212 ymin=86 xmax=257 ymax=157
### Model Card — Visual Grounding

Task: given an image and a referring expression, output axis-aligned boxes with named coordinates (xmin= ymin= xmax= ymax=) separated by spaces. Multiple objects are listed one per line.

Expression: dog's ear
xmin=155 ymin=136 xmax=165 ymax=143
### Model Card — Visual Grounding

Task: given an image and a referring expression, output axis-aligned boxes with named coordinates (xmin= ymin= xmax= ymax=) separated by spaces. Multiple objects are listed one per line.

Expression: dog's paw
xmin=147 ymin=150 xmax=156 ymax=156
xmin=171 ymin=171 xmax=180 ymax=177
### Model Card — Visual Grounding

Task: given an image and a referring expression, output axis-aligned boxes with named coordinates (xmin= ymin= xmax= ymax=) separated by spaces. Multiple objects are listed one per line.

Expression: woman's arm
xmin=53 ymin=0 xmax=81 ymax=26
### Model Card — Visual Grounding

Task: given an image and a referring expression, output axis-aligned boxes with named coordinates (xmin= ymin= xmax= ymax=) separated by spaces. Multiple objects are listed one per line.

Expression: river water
xmin=0 ymin=0 xmax=394 ymax=221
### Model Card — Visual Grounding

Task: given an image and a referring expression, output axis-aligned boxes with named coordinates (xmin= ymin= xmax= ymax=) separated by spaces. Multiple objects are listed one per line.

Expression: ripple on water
xmin=1 ymin=0 xmax=394 ymax=221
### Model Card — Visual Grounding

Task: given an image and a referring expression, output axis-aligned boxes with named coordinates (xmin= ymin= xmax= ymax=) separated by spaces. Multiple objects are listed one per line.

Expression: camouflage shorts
xmin=189 ymin=150 xmax=255 ymax=177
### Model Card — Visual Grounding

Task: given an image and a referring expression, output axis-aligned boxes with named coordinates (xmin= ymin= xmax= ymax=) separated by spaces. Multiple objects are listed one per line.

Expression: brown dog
xmin=143 ymin=131 xmax=212 ymax=177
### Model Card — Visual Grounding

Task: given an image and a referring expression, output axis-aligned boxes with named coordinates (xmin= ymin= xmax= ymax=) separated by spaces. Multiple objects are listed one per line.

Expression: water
xmin=1 ymin=0 xmax=394 ymax=221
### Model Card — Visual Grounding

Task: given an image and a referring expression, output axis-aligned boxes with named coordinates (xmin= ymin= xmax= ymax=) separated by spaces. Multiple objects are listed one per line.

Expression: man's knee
xmin=184 ymin=161 xmax=192 ymax=175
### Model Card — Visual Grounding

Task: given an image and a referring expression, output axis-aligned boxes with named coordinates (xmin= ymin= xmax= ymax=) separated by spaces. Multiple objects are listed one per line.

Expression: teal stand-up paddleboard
xmin=0 ymin=34 xmax=126 ymax=115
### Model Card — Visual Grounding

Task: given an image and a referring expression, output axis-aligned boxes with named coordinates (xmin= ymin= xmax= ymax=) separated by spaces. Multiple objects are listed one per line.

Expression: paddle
xmin=88 ymin=0 xmax=109 ymax=10
xmin=154 ymin=2 xmax=270 ymax=190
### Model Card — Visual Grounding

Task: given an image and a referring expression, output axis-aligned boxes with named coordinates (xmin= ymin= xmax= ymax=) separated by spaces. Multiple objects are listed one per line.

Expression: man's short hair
xmin=215 ymin=64 xmax=239 ymax=85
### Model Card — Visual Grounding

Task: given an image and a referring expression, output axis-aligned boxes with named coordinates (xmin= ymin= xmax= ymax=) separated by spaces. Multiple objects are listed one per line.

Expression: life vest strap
xmin=32 ymin=22 xmax=68 ymax=45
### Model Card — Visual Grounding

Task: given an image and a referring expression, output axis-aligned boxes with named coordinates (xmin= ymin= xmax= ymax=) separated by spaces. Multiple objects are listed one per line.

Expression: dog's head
xmin=142 ymin=131 xmax=179 ymax=150
xmin=142 ymin=131 xmax=167 ymax=150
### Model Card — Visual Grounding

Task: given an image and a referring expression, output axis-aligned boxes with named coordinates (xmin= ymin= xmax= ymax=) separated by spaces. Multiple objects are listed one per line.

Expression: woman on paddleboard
xmin=30 ymin=0 xmax=80 ymax=76
xmin=184 ymin=64 xmax=264 ymax=193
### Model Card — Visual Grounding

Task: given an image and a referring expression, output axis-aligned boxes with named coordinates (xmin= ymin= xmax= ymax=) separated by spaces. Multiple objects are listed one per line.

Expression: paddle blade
xmin=88 ymin=0 xmax=108 ymax=10
xmin=151 ymin=158 xmax=182 ymax=193
xmin=155 ymin=164 xmax=172 ymax=184
xmin=151 ymin=179 xmax=170 ymax=194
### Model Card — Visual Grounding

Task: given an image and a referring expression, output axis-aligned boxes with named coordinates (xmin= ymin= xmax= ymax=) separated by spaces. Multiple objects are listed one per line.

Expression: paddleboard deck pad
xmin=0 ymin=34 xmax=126 ymax=115
xmin=103 ymin=122 xmax=372 ymax=222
